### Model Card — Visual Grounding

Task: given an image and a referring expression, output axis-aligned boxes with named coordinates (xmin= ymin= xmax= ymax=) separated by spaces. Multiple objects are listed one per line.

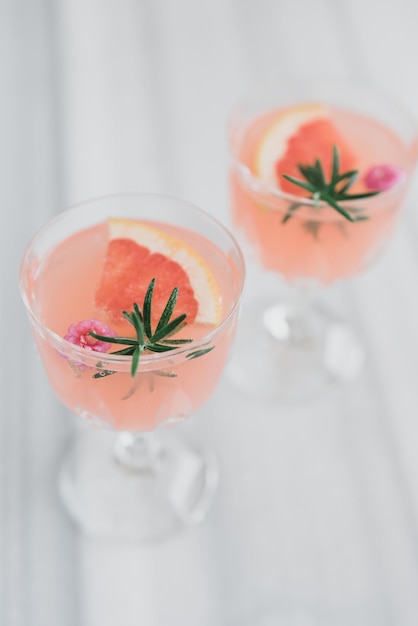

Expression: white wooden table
xmin=2 ymin=1 xmax=418 ymax=624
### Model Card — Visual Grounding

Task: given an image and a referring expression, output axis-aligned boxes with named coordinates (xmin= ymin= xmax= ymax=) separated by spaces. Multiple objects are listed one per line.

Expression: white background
xmin=2 ymin=1 xmax=418 ymax=625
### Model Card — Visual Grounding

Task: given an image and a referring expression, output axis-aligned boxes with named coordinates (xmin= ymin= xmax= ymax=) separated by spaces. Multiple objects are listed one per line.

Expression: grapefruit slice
xmin=254 ymin=104 xmax=357 ymax=196
xmin=94 ymin=218 xmax=221 ymax=330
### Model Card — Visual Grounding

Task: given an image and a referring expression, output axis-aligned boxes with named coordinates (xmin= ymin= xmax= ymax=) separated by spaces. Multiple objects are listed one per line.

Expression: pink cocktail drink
xmin=20 ymin=194 xmax=245 ymax=540
xmin=230 ymin=93 xmax=417 ymax=285
xmin=20 ymin=194 xmax=245 ymax=541
xmin=226 ymin=80 xmax=418 ymax=402
xmin=21 ymin=196 xmax=245 ymax=432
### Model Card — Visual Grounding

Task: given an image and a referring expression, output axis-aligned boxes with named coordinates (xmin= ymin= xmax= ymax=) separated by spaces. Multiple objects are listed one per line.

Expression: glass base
xmin=59 ymin=427 xmax=218 ymax=541
xmin=227 ymin=298 xmax=365 ymax=403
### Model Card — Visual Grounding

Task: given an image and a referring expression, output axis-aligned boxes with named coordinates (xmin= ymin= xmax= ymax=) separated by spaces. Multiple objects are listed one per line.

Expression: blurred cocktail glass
xmin=228 ymin=78 xmax=417 ymax=401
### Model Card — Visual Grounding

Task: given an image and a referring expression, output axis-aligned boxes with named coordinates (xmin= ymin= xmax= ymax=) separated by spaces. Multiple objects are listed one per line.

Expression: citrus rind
xmin=107 ymin=218 xmax=222 ymax=326
xmin=254 ymin=103 xmax=329 ymax=187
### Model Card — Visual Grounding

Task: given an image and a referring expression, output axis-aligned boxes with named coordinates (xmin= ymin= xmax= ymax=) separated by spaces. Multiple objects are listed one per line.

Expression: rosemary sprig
xmin=281 ymin=146 xmax=381 ymax=223
xmin=90 ymin=278 xmax=194 ymax=377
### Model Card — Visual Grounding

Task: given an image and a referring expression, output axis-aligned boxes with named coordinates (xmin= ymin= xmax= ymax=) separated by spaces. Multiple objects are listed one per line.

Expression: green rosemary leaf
xmin=88 ymin=279 xmax=215 ymax=379
xmin=132 ymin=302 xmax=144 ymax=325
xmin=334 ymin=170 xmax=358 ymax=184
xmin=314 ymin=159 xmax=326 ymax=187
xmin=335 ymin=174 xmax=358 ymax=196
xmin=155 ymin=287 xmax=179 ymax=335
xmin=282 ymin=202 xmax=303 ymax=223
xmin=143 ymin=279 xmax=155 ymax=339
xmin=298 ymin=164 xmax=318 ymax=186
xmin=151 ymin=313 xmax=187 ymax=343
xmin=161 ymin=338 xmax=193 ymax=345
xmin=186 ymin=346 xmax=215 ymax=360
xmin=160 ymin=319 xmax=188 ymax=339
xmin=122 ymin=311 xmax=135 ymax=325
xmin=337 ymin=190 xmax=380 ymax=201
xmin=320 ymin=193 xmax=356 ymax=222
xmin=282 ymin=174 xmax=316 ymax=193
xmin=131 ymin=346 xmax=141 ymax=377
xmin=130 ymin=305 xmax=145 ymax=344
xmin=93 ymin=369 xmax=117 ymax=378
xmin=110 ymin=346 xmax=136 ymax=356
xmin=301 ymin=161 xmax=325 ymax=188
xmin=281 ymin=145 xmax=382 ymax=225
xmin=89 ymin=332 xmax=139 ymax=346
xmin=146 ymin=343 xmax=178 ymax=353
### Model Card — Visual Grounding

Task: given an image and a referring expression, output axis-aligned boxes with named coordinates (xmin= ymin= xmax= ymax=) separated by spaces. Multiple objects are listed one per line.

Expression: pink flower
xmin=64 ymin=318 xmax=117 ymax=353
xmin=364 ymin=164 xmax=406 ymax=192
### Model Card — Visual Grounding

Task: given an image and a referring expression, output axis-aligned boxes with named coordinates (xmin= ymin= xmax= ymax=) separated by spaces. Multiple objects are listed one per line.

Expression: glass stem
xmin=113 ymin=431 xmax=163 ymax=472
xmin=262 ymin=284 xmax=316 ymax=345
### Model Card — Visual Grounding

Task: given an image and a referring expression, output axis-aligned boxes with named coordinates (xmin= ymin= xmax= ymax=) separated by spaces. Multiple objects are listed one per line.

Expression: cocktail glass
xmin=228 ymin=78 xmax=417 ymax=402
xmin=20 ymin=193 xmax=245 ymax=541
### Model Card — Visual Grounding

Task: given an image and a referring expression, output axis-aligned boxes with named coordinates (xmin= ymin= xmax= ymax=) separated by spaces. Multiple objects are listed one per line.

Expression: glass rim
xmin=230 ymin=158 xmax=408 ymax=212
xmin=228 ymin=76 xmax=418 ymax=212
xmin=19 ymin=192 xmax=246 ymax=371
